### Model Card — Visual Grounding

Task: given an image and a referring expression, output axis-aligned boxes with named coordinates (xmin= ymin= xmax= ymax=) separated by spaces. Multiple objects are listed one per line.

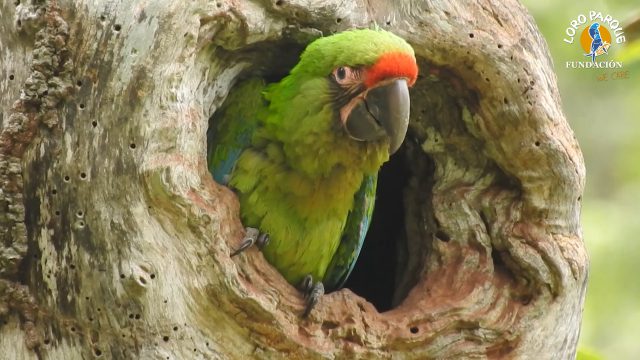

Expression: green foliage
xmin=521 ymin=1 xmax=640 ymax=359
xmin=618 ymin=40 xmax=640 ymax=65
xmin=577 ymin=347 xmax=606 ymax=360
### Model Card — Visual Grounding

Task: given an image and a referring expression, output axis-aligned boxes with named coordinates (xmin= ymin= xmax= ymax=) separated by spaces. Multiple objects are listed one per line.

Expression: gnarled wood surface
xmin=0 ymin=0 xmax=586 ymax=359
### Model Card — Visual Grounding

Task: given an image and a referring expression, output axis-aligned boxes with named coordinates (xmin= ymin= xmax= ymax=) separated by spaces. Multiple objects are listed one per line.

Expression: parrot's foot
xmin=300 ymin=274 xmax=325 ymax=318
xmin=230 ymin=227 xmax=270 ymax=257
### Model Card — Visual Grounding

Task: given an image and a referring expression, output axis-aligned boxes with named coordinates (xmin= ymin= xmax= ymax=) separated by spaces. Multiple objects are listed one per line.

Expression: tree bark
xmin=0 ymin=0 xmax=587 ymax=359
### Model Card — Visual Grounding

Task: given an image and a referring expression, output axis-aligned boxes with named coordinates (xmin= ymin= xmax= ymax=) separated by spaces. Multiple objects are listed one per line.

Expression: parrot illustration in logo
xmin=208 ymin=29 xmax=418 ymax=316
xmin=585 ymin=22 xmax=610 ymax=62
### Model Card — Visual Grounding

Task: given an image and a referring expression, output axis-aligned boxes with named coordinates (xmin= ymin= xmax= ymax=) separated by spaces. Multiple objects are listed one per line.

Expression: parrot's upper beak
xmin=341 ymin=78 xmax=410 ymax=155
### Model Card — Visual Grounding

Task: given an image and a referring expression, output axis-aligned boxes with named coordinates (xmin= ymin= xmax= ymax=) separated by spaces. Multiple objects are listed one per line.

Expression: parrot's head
xmin=282 ymin=29 xmax=418 ymax=155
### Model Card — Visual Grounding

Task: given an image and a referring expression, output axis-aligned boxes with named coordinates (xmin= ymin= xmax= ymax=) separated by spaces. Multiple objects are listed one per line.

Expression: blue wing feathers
xmin=323 ymin=174 xmax=378 ymax=292
xmin=208 ymin=78 xmax=265 ymax=184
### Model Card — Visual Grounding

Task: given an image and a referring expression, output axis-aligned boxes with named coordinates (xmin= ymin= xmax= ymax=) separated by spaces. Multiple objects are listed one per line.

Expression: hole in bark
xmin=64 ymin=175 xmax=70 ymax=182
xmin=135 ymin=314 xmax=141 ymax=319
xmin=336 ymin=18 xmax=342 ymax=23
xmin=9 ymin=74 xmax=15 ymax=80
xmin=114 ymin=24 xmax=122 ymax=31
xmin=173 ymin=326 xmax=178 ymax=331
xmin=410 ymin=326 xmax=419 ymax=334
xmin=344 ymin=151 xmax=409 ymax=311
xmin=503 ymin=97 xmax=509 ymax=104
xmin=92 ymin=121 xmax=98 ymax=127
xmin=469 ymin=33 xmax=474 ymax=38
xmin=275 ymin=0 xmax=283 ymax=5
xmin=435 ymin=230 xmax=450 ymax=242
xmin=150 ymin=273 xmax=156 ymax=279
xmin=55 ymin=210 xmax=61 ymax=216
xmin=321 ymin=320 xmax=340 ymax=330
xmin=94 ymin=348 xmax=102 ymax=357
xmin=139 ymin=276 xmax=147 ymax=285
xmin=76 ymin=210 xmax=84 ymax=218
xmin=128 ymin=314 xmax=134 ymax=319
xmin=16 ymin=20 xmax=22 ymax=27
xmin=498 ymin=44 xmax=503 ymax=48
xmin=534 ymin=140 xmax=540 ymax=147
xmin=129 ymin=143 xmax=136 ymax=149
xmin=99 ymin=15 xmax=106 ymax=22
xmin=386 ymin=20 xmax=391 ymax=26
xmin=43 ymin=339 xmax=50 ymax=345
xmin=80 ymin=172 xmax=87 ymax=179
xmin=162 ymin=335 xmax=169 ymax=342
xmin=76 ymin=80 xmax=83 ymax=87
xmin=51 ymin=189 xmax=57 ymax=195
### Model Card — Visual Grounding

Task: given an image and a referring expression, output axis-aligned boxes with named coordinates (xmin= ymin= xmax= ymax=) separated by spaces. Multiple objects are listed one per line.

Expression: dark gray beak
xmin=344 ymin=79 xmax=410 ymax=154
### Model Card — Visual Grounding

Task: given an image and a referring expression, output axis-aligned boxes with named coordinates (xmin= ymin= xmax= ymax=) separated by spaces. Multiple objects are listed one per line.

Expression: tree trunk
xmin=0 ymin=0 xmax=587 ymax=359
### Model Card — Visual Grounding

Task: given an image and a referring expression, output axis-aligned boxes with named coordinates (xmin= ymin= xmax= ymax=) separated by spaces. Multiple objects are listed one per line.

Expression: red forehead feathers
xmin=364 ymin=52 xmax=418 ymax=88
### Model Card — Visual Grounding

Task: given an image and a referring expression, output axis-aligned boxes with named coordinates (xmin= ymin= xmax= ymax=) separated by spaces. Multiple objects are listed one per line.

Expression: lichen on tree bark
xmin=0 ymin=1 xmax=586 ymax=359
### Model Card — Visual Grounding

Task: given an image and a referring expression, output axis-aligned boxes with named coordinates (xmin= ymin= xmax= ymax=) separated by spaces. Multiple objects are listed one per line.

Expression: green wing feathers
xmin=208 ymin=78 xmax=266 ymax=185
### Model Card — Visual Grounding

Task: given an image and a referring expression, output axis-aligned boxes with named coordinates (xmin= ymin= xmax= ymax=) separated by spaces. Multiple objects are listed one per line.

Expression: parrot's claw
xmin=300 ymin=274 xmax=314 ymax=294
xmin=256 ymin=233 xmax=270 ymax=249
xmin=230 ymin=227 xmax=269 ymax=257
xmin=303 ymin=282 xmax=325 ymax=318
xmin=299 ymin=274 xmax=325 ymax=318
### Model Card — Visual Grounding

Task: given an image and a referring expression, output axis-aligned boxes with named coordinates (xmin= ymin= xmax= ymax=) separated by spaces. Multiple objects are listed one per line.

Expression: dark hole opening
xmin=343 ymin=146 xmax=409 ymax=312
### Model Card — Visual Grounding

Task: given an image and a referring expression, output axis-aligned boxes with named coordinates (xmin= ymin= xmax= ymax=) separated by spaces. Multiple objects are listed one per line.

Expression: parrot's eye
xmin=332 ymin=66 xmax=357 ymax=85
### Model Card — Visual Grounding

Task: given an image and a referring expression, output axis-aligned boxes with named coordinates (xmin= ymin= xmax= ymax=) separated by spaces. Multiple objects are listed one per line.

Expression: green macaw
xmin=208 ymin=29 xmax=418 ymax=316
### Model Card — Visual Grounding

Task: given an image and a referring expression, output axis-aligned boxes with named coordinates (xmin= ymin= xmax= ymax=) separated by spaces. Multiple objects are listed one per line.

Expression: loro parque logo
xmin=564 ymin=11 xmax=626 ymax=69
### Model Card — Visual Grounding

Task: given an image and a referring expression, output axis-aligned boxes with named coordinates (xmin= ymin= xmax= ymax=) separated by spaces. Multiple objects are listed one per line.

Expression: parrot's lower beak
xmin=342 ymin=78 xmax=410 ymax=154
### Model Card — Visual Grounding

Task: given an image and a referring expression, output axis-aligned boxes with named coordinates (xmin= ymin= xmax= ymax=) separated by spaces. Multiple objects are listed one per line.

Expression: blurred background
xmin=521 ymin=1 xmax=640 ymax=359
